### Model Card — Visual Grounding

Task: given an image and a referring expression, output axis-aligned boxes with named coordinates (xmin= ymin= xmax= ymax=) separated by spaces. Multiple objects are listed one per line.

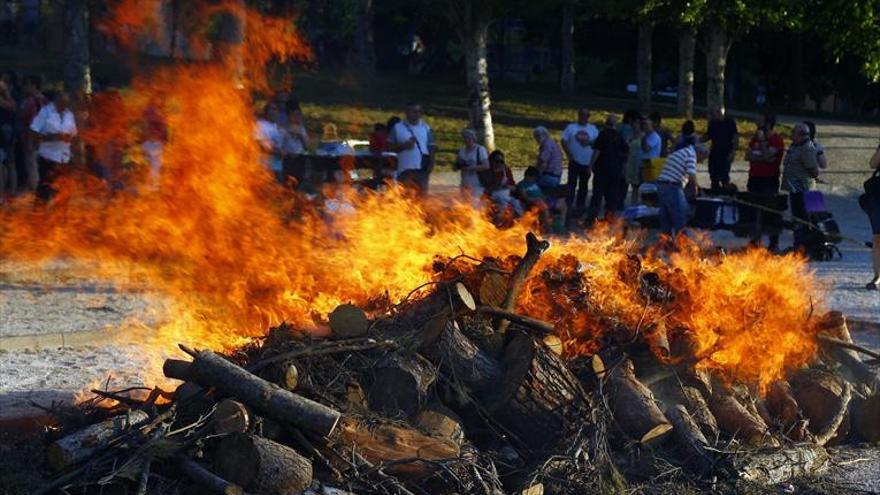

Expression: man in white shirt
xmin=388 ymin=102 xmax=434 ymax=195
xmin=30 ymin=91 xmax=77 ymax=202
xmin=561 ymin=108 xmax=599 ymax=210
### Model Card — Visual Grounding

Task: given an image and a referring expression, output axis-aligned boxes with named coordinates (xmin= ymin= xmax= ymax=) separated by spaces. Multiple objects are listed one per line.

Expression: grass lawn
xmin=291 ymin=70 xmax=776 ymax=169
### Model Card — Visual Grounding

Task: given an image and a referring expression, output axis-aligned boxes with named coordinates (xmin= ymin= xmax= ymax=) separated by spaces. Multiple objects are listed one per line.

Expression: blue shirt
xmin=640 ymin=131 xmax=662 ymax=160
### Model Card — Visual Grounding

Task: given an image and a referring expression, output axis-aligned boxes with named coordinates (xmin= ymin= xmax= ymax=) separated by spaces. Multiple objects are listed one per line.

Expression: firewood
xmin=415 ymin=402 xmax=466 ymax=446
xmin=643 ymin=319 xmax=670 ymax=360
xmin=706 ymin=385 xmax=772 ymax=446
xmin=259 ymin=361 xmax=299 ymax=392
xmin=477 ymin=305 xmax=555 ymax=334
xmin=329 ymin=304 xmax=370 ymax=338
xmin=851 ymin=392 xmax=880 ymax=442
xmin=212 ymin=399 xmax=250 ymax=434
xmin=214 ymin=432 xmax=312 ymax=495
xmin=790 ymin=368 xmax=851 ymax=445
xmin=543 ymin=334 xmax=563 ymax=355
xmin=666 ymin=404 xmax=713 ymax=473
xmin=496 ymin=232 xmax=550 ymax=335
xmin=488 ymin=330 xmax=589 ymax=449
xmin=334 ymin=416 xmax=460 ymax=476
xmin=47 ymin=410 xmax=150 ymax=471
xmin=733 ymin=444 xmax=829 ymax=485
xmin=678 ymin=386 xmax=719 ymax=441
xmin=396 ymin=281 xmax=476 ymax=346
xmin=603 ymin=358 xmax=672 ymax=445
xmin=367 ymin=352 xmax=436 ymax=417
xmin=765 ymin=380 xmax=800 ymax=428
xmin=818 ymin=312 xmax=880 ymax=390
xmin=423 ymin=321 xmax=502 ymax=392
xmin=479 ymin=271 xmax=508 ymax=307
xmin=178 ymin=457 xmax=247 ymax=495
xmin=164 ymin=347 xmax=341 ymax=437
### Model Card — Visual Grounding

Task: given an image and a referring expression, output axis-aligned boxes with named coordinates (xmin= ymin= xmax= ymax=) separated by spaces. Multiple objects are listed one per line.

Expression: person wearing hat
xmin=454 ymin=128 xmax=489 ymax=199
xmin=655 ymin=143 xmax=708 ymax=236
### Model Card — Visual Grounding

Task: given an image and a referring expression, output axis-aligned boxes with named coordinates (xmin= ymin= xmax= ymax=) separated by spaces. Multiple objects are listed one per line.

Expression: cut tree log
xmin=395 ymin=281 xmax=476 ymax=347
xmin=479 ymin=270 xmax=508 ymax=307
xmin=851 ymin=392 xmax=880 ymax=442
xmin=489 ymin=330 xmax=589 ymax=449
xmin=643 ymin=319 xmax=670 ymax=360
xmin=212 ymin=399 xmax=250 ymax=434
xmin=765 ymin=380 xmax=800 ymax=428
xmin=334 ymin=416 xmax=460 ymax=477
xmin=165 ymin=347 xmax=341 ymax=437
xmin=47 ymin=409 xmax=150 ymax=471
xmin=733 ymin=444 xmax=829 ymax=485
xmin=215 ymin=432 xmax=312 ymax=495
xmin=423 ymin=320 xmax=502 ymax=392
xmin=178 ymin=456 xmax=247 ymax=495
xmin=329 ymin=304 xmax=370 ymax=338
xmin=706 ymin=385 xmax=772 ymax=446
xmin=496 ymin=232 xmax=550 ymax=335
xmin=367 ymin=353 xmax=436 ymax=417
xmin=790 ymin=368 xmax=851 ymax=445
xmin=818 ymin=312 xmax=880 ymax=390
xmin=603 ymin=358 xmax=672 ymax=445
xmin=543 ymin=334 xmax=563 ymax=355
xmin=477 ymin=305 xmax=554 ymax=334
xmin=259 ymin=360 xmax=299 ymax=392
xmin=666 ymin=404 xmax=713 ymax=473
xmin=415 ymin=402 xmax=466 ymax=446
xmin=677 ymin=386 xmax=719 ymax=442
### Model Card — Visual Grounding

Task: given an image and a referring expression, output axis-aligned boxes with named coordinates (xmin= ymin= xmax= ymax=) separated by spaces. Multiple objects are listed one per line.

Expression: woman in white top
xmin=455 ymin=128 xmax=489 ymax=198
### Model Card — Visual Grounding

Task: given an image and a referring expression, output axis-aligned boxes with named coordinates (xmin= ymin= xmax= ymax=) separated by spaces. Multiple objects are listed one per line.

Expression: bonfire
xmin=0 ymin=2 xmax=877 ymax=494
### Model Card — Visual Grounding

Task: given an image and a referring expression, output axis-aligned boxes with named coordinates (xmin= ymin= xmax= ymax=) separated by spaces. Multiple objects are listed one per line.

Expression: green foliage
xmin=802 ymin=0 xmax=880 ymax=81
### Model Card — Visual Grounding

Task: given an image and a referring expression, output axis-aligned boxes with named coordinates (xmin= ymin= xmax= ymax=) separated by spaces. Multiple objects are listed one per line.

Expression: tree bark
xmin=733 ymin=444 xmax=829 ymax=485
xmin=48 ymin=410 xmax=150 ymax=471
xmin=353 ymin=0 xmax=376 ymax=73
xmin=329 ymin=304 xmax=370 ymax=338
xmin=423 ymin=320 xmax=503 ymax=392
xmin=604 ymin=358 xmax=672 ymax=445
xmin=560 ymin=1 xmax=575 ymax=95
xmin=462 ymin=21 xmax=496 ymax=149
xmin=63 ymin=0 xmax=91 ymax=97
xmin=706 ymin=385 xmax=772 ymax=446
xmin=677 ymin=29 xmax=696 ymax=118
xmin=666 ymin=404 xmax=713 ymax=473
xmin=636 ymin=20 xmax=653 ymax=110
xmin=705 ymin=24 xmax=732 ymax=113
xmin=178 ymin=457 xmax=246 ymax=495
xmin=790 ymin=368 xmax=851 ymax=445
xmin=496 ymin=232 xmax=550 ymax=335
xmin=215 ymin=432 xmax=312 ymax=494
xmin=367 ymin=353 xmax=437 ymax=417
xmin=852 ymin=392 xmax=880 ymax=442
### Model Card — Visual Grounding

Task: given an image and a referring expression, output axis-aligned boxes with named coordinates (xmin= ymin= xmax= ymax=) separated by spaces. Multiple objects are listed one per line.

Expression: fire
xmin=0 ymin=2 xmax=825 ymax=390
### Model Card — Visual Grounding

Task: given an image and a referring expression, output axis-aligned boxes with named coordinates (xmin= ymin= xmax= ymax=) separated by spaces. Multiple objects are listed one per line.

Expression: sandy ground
xmin=0 ymin=116 xmax=877 ymax=423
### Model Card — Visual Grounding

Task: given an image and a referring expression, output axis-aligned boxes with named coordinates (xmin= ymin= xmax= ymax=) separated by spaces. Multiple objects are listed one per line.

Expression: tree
xmin=677 ymin=28 xmax=696 ymax=117
xmin=63 ymin=0 xmax=92 ymax=97
xmin=353 ymin=0 xmax=376 ymax=73
xmin=440 ymin=0 xmax=495 ymax=149
xmin=802 ymin=0 xmax=880 ymax=82
xmin=636 ymin=19 xmax=653 ymax=110
xmin=560 ymin=1 xmax=576 ymax=95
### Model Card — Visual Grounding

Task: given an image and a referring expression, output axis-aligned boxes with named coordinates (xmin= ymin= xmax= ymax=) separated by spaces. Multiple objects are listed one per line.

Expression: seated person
xmin=516 ymin=166 xmax=567 ymax=233
xmin=485 ymin=150 xmax=523 ymax=217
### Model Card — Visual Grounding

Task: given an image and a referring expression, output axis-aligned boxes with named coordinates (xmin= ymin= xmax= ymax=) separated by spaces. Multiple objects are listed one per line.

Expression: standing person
xmin=454 ymin=128 xmax=489 ymax=199
xmin=618 ymin=109 xmax=641 ymax=142
xmin=17 ymin=75 xmax=45 ymax=191
xmin=781 ymin=122 xmax=820 ymax=250
xmin=533 ymin=126 xmax=564 ymax=189
xmin=561 ymin=107 xmax=598 ymax=211
xmin=388 ymin=103 xmax=434 ymax=194
xmin=588 ymin=115 xmax=629 ymax=220
xmin=745 ymin=112 xmax=785 ymax=251
xmin=255 ymin=102 xmax=286 ymax=182
xmin=639 ymin=116 xmax=662 ymax=182
xmin=624 ymin=113 xmax=644 ymax=205
xmin=29 ymin=91 xmax=77 ymax=202
xmin=673 ymin=120 xmax=698 ymax=152
xmin=865 ymin=143 xmax=880 ymax=290
xmin=655 ymin=143 xmax=708 ymax=236
xmin=0 ymin=78 xmax=16 ymax=202
xmin=703 ymin=105 xmax=739 ymax=191
xmin=649 ymin=112 xmax=672 ymax=157
xmin=804 ymin=121 xmax=828 ymax=170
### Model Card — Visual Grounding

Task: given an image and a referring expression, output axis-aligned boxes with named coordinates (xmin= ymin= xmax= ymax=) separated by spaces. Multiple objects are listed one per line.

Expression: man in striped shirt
xmin=655 ymin=144 xmax=708 ymax=236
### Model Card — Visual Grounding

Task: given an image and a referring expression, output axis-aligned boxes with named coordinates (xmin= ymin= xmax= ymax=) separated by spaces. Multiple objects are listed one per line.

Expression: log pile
xmin=33 ymin=234 xmax=880 ymax=495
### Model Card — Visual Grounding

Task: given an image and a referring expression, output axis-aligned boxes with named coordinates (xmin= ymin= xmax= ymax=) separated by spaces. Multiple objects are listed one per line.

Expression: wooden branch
xmin=47 ymin=410 xmax=150 ymax=471
xmin=813 ymin=381 xmax=851 ymax=446
xmin=477 ymin=305 xmax=554 ymax=334
xmin=164 ymin=349 xmax=341 ymax=437
xmin=817 ymin=312 xmax=880 ymax=390
xmin=496 ymin=232 xmax=550 ymax=335
xmin=706 ymin=385 xmax=772 ymax=446
xmin=790 ymin=368 xmax=851 ymax=445
xmin=817 ymin=334 xmax=880 ymax=360
xmin=178 ymin=457 xmax=247 ymax=495
xmin=248 ymin=338 xmax=397 ymax=374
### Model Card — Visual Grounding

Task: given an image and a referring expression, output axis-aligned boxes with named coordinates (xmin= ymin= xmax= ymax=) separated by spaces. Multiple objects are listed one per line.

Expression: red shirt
xmin=369 ymin=130 xmax=388 ymax=153
xmin=747 ymin=132 xmax=785 ymax=178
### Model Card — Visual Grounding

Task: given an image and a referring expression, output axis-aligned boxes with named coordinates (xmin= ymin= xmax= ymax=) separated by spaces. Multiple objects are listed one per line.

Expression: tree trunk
xmin=705 ymin=24 xmax=732 ymax=113
xmin=215 ymin=432 xmax=313 ymax=494
xmin=63 ymin=0 xmax=91 ymax=97
xmin=353 ymin=0 xmax=376 ymax=73
xmin=636 ymin=20 xmax=653 ymax=110
xmin=790 ymin=32 xmax=805 ymax=109
xmin=462 ymin=22 xmax=496 ymax=149
xmin=560 ymin=1 xmax=575 ymax=95
xmin=677 ymin=29 xmax=695 ymax=118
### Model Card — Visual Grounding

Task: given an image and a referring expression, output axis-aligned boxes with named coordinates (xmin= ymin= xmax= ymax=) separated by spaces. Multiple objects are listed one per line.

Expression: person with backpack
xmin=588 ymin=114 xmax=629 ymax=220
xmin=865 ymin=142 xmax=880 ymax=290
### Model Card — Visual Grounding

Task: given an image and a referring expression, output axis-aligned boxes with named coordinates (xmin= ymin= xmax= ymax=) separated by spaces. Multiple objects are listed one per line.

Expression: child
xmin=486 ymin=150 xmax=522 ymax=216
xmin=516 ymin=166 xmax=567 ymax=233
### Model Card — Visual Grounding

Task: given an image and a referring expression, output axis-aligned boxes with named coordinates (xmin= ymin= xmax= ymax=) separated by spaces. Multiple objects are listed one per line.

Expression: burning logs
xmin=495 ymin=232 xmax=550 ymax=335
xmin=423 ymin=321 xmax=502 ymax=392
xmin=215 ymin=432 xmax=313 ymax=494
xmin=706 ymin=385 xmax=772 ymax=446
xmin=164 ymin=346 xmax=341 ymax=437
xmin=367 ymin=352 xmax=437 ymax=417
xmin=47 ymin=409 xmax=150 ymax=471
xmin=665 ymin=404 xmax=713 ymax=472
xmin=603 ymin=358 xmax=672 ymax=445
xmin=790 ymin=368 xmax=852 ymax=445
xmin=489 ymin=330 xmax=589 ymax=449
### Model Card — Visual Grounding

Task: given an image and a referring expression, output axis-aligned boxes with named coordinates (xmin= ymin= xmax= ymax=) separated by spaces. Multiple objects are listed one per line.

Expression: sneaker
xmin=867 ymin=281 xmax=879 ymax=291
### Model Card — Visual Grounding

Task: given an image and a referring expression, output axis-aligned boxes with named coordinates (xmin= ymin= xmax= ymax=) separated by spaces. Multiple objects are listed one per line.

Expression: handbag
xmin=865 ymin=169 xmax=880 ymax=198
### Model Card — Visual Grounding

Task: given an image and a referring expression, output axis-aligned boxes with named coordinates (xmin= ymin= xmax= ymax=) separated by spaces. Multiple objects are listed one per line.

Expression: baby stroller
xmin=794 ymin=190 xmax=842 ymax=261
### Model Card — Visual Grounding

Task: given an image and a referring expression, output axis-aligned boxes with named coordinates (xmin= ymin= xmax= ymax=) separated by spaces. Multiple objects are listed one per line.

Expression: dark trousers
xmin=398 ymin=169 xmax=429 ymax=196
xmin=708 ymin=155 xmax=731 ymax=187
xmin=589 ymin=173 xmax=625 ymax=218
xmin=789 ymin=191 xmax=809 ymax=249
xmin=36 ymin=156 xmax=62 ymax=203
xmin=567 ymin=161 xmax=591 ymax=208
xmin=746 ymin=176 xmax=781 ymax=249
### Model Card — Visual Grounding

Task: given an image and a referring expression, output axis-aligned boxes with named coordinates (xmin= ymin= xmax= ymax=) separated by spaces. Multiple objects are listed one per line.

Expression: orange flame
xmin=0 ymin=3 xmax=825 ymax=390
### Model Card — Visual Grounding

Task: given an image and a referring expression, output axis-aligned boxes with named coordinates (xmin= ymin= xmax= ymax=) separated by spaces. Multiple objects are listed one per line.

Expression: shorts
xmin=869 ymin=195 xmax=880 ymax=235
